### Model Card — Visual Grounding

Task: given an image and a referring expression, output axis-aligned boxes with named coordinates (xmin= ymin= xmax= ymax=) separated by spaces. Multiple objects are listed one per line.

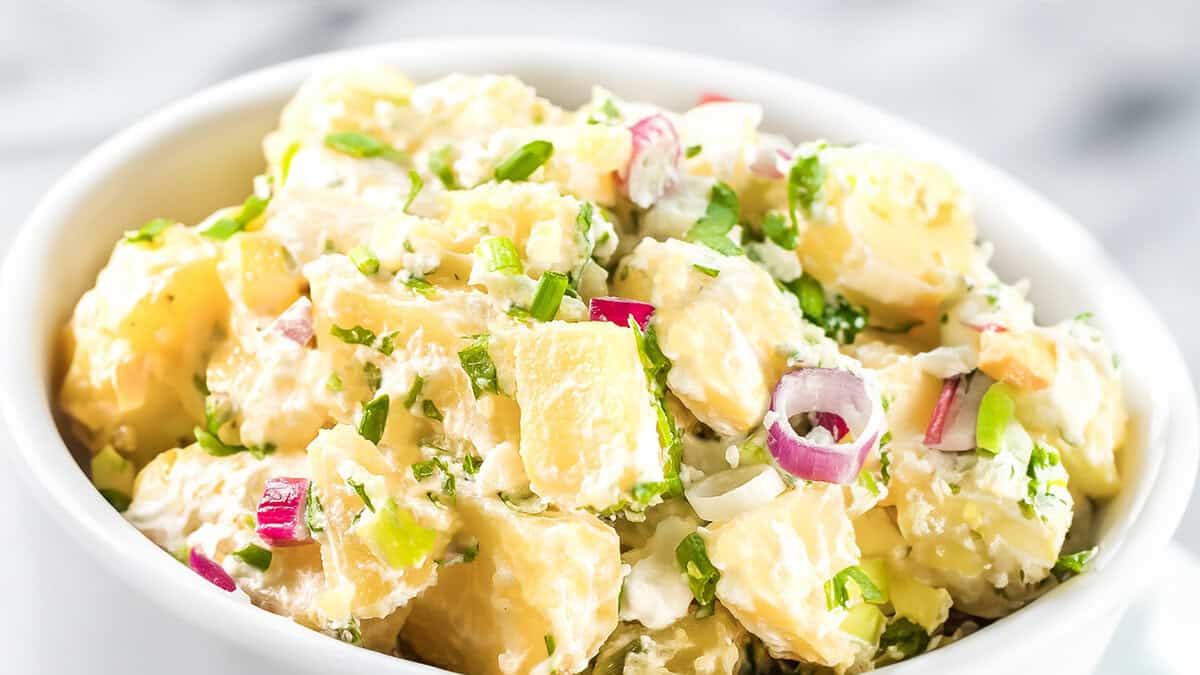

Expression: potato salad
xmin=60 ymin=66 xmax=1126 ymax=674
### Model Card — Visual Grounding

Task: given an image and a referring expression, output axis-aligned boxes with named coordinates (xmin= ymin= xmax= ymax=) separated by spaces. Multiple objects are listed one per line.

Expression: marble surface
xmin=0 ymin=1 xmax=1197 ymax=672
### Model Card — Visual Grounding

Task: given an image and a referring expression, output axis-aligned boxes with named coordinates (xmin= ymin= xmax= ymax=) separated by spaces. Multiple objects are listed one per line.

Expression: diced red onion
xmin=590 ymin=297 xmax=655 ymax=331
xmin=619 ymin=114 xmax=681 ymax=208
xmin=256 ymin=477 xmax=312 ymax=546
xmin=964 ymin=321 xmax=1008 ymax=333
xmin=273 ymin=297 xmax=314 ymax=346
xmin=765 ymin=368 xmax=884 ymax=484
xmin=698 ymin=92 xmax=734 ymax=105
xmin=189 ymin=549 xmax=237 ymax=592
xmin=924 ymin=372 xmax=992 ymax=452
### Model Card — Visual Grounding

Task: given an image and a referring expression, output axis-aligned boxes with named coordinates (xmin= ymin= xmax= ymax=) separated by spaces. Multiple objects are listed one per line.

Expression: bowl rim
xmin=2 ymin=36 xmax=1196 ymax=673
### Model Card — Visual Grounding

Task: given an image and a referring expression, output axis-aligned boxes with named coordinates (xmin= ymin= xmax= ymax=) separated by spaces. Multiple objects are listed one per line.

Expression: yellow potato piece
xmin=217 ymin=231 xmax=304 ymax=317
xmin=591 ymin=607 xmax=747 ymax=675
xmin=978 ymin=329 xmax=1057 ymax=391
xmin=496 ymin=321 xmax=664 ymax=511
xmin=402 ymin=494 xmax=622 ymax=675
xmin=797 ymin=146 xmax=976 ymax=323
xmin=59 ymin=225 xmax=228 ymax=462
xmin=614 ymin=238 xmax=810 ymax=436
xmin=704 ymin=485 xmax=862 ymax=669
xmin=307 ymin=425 xmax=456 ymax=622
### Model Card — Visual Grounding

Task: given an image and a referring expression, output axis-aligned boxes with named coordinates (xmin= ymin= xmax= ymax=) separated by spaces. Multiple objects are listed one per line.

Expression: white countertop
xmin=1 ymin=1 xmax=1197 ymax=672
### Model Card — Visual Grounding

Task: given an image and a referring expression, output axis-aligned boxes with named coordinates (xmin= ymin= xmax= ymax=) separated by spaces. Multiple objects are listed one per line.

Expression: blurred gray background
xmin=0 ymin=0 xmax=1197 ymax=672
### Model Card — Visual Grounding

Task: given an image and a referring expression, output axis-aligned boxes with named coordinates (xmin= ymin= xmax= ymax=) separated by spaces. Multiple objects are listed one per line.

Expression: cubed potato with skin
xmin=703 ymin=484 xmax=863 ymax=669
xmin=613 ymin=238 xmax=812 ymax=437
xmin=401 ymin=494 xmax=622 ymax=675
xmin=591 ymin=607 xmax=748 ymax=675
xmin=493 ymin=321 xmax=665 ymax=511
xmin=796 ymin=146 xmax=977 ymax=324
xmin=59 ymin=225 xmax=228 ymax=462
xmin=305 ymin=255 xmax=524 ymax=492
xmin=307 ymin=425 xmax=457 ymax=623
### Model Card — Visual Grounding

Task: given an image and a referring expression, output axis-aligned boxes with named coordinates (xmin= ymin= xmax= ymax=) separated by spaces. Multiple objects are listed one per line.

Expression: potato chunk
xmin=978 ymin=328 xmax=1057 ymax=391
xmin=614 ymin=238 xmax=817 ymax=436
xmin=494 ymin=322 xmax=665 ymax=511
xmin=307 ymin=425 xmax=456 ymax=622
xmin=704 ymin=485 xmax=862 ymax=669
xmin=217 ymin=231 xmax=304 ymax=317
xmin=402 ymin=494 xmax=622 ymax=675
xmin=59 ymin=225 xmax=228 ymax=462
xmin=796 ymin=146 xmax=976 ymax=323
xmin=592 ymin=607 xmax=747 ymax=675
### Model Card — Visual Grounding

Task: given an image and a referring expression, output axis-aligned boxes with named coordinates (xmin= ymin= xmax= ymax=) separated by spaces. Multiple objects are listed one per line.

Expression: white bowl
xmin=1 ymin=38 xmax=1195 ymax=675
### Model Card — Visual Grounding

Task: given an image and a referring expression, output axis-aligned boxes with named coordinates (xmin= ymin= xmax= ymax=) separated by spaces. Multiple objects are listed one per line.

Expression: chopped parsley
xmin=403 ymin=375 xmax=424 ymax=409
xmin=323 ymin=131 xmax=409 ymax=165
xmin=494 ymin=140 xmax=554 ymax=182
xmin=761 ymin=211 xmax=798 ymax=250
xmin=404 ymin=169 xmax=423 ymax=213
xmin=587 ymin=98 xmax=621 ymax=125
xmin=786 ymin=150 xmax=823 ymax=227
xmin=201 ymin=194 xmax=270 ymax=240
xmin=684 ymin=181 xmax=743 ymax=256
xmin=529 ymin=271 xmax=569 ymax=321
xmin=685 ymin=144 xmax=703 ymax=158
xmin=124 ymin=217 xmax=171 ymax=245
xmin=824 ymin=565 xmax=884 ymax=610
xmin=857 ymin=469 xmax=880 ymax=496
xmin=331 ymin=619 xmax=362 ymax=646
xmin=462 ymin=454 xmax=483 ymax=475
xmin=784 ymin=274 xmax=868 ymax=344
xmin=378 ymin=332 xmax=397 ymax=356
xmin=630 ymin=317 xmax=683 ymax=498
xmin=363 ymin=362 xmax=382 ymax=393
xmin=422 ymin=399 xmax=443 ymax=422
xmin=348 ymin=245 xmax=380 ymax=275
xmin=429 ymin=144 xmax=459 ymax=190
xmin=305 ymin=484 xmax=326 ymax=533
xmin=544 ymin=634 xmax=556 ymax=657
xmin=878 ymin=618 xmax=930 ymax=658
xmin=1052 ymin=547 xmax=1097 ymax=581
xmin=402 ymin=276 xmax=436 ymax=297
xmin=193 ymin=427 xmax=274 ymax=460
xmin=346 ymin=478 xmax=375 ymax=512
xmin=1021 ymin=444 xmax=1067 ymax=518
xmin=330 ymin=324 xmax=377 ymax=347
xmin=475 ymin=236 xmax=524 ymax=275
xmin=692 ymin=264 xmax=720 ymax=278
xmin=675 ymin=533 xmax=720 ymax=611
xmin=412 ymin=459 xmax=442 ymax=481
xmin=358 ymin=394 xmax=390 ymax=444
xmin=458 ymin=334 xmax=499 ymax=398
xmin=232 ymin=543 xmax=272 ymax=572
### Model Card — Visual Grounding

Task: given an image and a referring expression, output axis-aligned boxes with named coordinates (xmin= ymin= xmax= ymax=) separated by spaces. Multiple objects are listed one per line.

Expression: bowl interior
xmin=9 ymin=39 xmax=1195 ymax=674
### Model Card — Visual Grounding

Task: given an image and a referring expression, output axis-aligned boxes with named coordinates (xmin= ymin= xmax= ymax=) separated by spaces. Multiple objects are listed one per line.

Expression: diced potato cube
xmin=703 ymin=485 xmax=862 ymax=668
xmin=613 ymin=238 xmax=815 ymax=436
xmin=591 ymin=606 xmax=747 ymax=675
xmin=978 ymin=329 xmax=1057 ymax=391
xmin=59 ymin=225 xmax=228 ymax=462
xmin=307 ymin=425 xmax=456 ymax=622
xmin=267 ymin=64 xmax=416 ymax=152
xmin=217 ymin=231 xmax=303 ymax=316
xmin=494 ymin=321 xmax=665 ymax=510
xmin=886 ymin=564 xmax=953 ymax=633
xmin=401 ymin=494 xmax=622 ymax=675
xmin=796 ymin=146 xmax=976 ymax=323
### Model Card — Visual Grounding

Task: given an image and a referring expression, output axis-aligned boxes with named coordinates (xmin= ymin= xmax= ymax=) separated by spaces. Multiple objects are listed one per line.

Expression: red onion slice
xmin=589 ymin=296 xmax=655 ymax=331
xmin=619 ymin=114 xmax=681 ymax=208
xmin=924 ymin=372 xmax=992 ymax=452
xmin=189 ymin=549 xmax=237 ymax=592
xmin=698 ymin=92 xmax=734 ymax=105
xmin=964 ymin=321 xmax=1008 ymax=333
xmin=765 ymin=368 xmax=884 ymax=484
xmin=273 ymin=296 xmax=314 ymax=346
xmin=256 ymin=477 xmax=312 ymax=546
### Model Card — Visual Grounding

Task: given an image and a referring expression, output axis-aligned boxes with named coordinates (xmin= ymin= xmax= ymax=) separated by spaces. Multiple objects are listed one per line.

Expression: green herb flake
xmin=347 ymin=478 xmax=375 ymax=512
xmin=1052 ymin=547 xmax=1098 ymax=581
xmin=684 ymin=181 xmax=743 ymax=256
xmin=692 ymin=263 xmax=720 ymax=278
xmin=192 ymin=373 xmax=210 ymax=396
xmin=403 ymin=276 xmax=436 ymax=297
xmin=824 ymin=565 xmax=884 ymax=610
xmin=684 ymin=144 xmax=703 ymax=159
xmin=675 ymin=533 xmax=720 ymax=610
xmin=475 ymin=236 xmax=524 ymax=276
xmin=404 ymin=169 xmax=424 ymax=213
xmin=363 ymin=362 xmax=382 ymax=393
xmin=544 ymin=634 xmax=556 ymax=657
xmin=1074 ymin=311 xmax=1094 ymax=322
xmin=194 ymin=427 xmax=241 ymax=457
xmin=880 ymin=449 xmax=892 ymax=484
xmin=429 ymin=144 xmax=459 ymax=190
xmin=124 ymin=217 xmax=171 ymax=245
xmin=412 ymin=460 xmax=439 ymax=481
xmin=878 ymin=617 xmax=930 ymax=659
xmin=326 ymin=372 xmax=343 ymax=392
xmin=792 ymin=274 xmax=826 ymax=324
xmin=232 ymin=543 xmax=273 ymax=572
xmin=494 ymin=140 xmax=554 ymax=182
xmin=529 ymin=271 xmax=569 ymax=322
xmin=587 ymin=98 xmax=622 ymax=125
xmin=458 ymin=335 xmax=499 ymax=398
xmin=462 ymin=454 xmax=483 ymax=475
xmin=279 ymin=142 xmax=300 ymax=185
xmin=305 ymin=485 xmax=326 ymax=533
xmin=201 ymin=194 xmax=269 ymax=240
xmin=324 ymin=131 xmax=408 ymax=165
xmin=403 ymin=376 xmax=424 ymax=409
xmin=857 ymin=470 xmax=880 ymax=496
xmin=761 ymin=211 xmax=798 ymax=250
xmin=358 ymin=394 xmax=390 ymax=445
xmin=330 ymin=324 xmax=377 ymax=347
xmin=422 ymin=399 xmax=444 ymax=422
xmin=1020 ymin=443 xmax=1067 ymax=518
xmin=348 ymin=245 xmax=380 ymax=276
xmin=787 ymin=151 xmax=824 ymax=227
